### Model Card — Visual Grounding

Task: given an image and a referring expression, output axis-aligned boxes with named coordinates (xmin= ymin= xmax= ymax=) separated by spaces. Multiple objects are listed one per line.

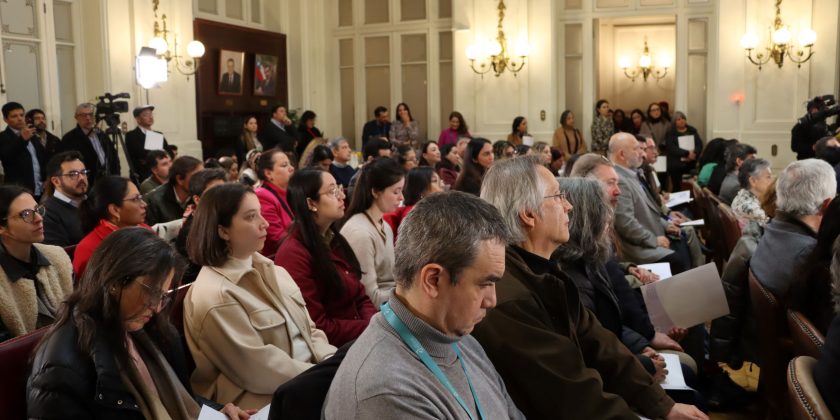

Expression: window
xmin=194 ymin=0 xmax=264 ymax=28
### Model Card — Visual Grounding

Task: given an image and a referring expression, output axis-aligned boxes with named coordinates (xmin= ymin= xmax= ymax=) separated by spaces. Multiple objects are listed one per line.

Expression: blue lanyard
xmin=381 ymin=302 xmax=486 ymax=420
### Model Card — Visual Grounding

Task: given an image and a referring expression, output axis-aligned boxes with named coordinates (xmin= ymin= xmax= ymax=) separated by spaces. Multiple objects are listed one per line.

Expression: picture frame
xmin=218 ymin=49 xmax=245 ymax=96
xmin=253 ymin=54 xmax=278 ymax=97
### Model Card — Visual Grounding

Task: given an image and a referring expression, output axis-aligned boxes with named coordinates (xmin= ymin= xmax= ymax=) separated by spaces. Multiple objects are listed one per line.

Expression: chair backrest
xmin=688 ymin=180 xmax=706 ymax=221
xmin=63 ymin=244 xmax=76 ymax=261
xmin=168 ymin=283 xmax=194 ymax=374
xmin=717 ymin=203 xmax=742 ymax=258
xmin=0 ymin=326 xmax=50 ymax=420
xmin=787 ymin=356 xmax=835 ymax=420
xmin=750 ymin=269 xmax=793 ymax=416
xmin=787 ymin=310 xmax=826 ymax=359
xmin=703 ymin=188 xmax=725 ymax=271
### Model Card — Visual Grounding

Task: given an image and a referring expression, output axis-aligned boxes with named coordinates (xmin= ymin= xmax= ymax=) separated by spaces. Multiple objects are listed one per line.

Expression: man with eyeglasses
xmin=0 ymin=102 xmax=47 ymax=201
xmin=42 ymin=151 xmax=88 ymax=247
xmin=58 ymin=103 xmax=120 ymax=186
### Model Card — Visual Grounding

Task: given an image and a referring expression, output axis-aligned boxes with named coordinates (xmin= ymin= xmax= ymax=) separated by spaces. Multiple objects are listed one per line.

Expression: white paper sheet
xmin=641 ymin=262 xmax=729 ymax=331
xmin=679 ymin=219 xmax=705 ymax=226
xmin=198 ymin=404 xmax=271 ymax=420
xmin=144 ymin=130 xmax=165 ymax=150
xmin=522 ymin=135 xmax=534 ymax=146
xmin=250 ymin=404 xmax=272 ymax=420
xmin=638 ymin=262 xmax=672 ymax=281
xmin=677 ymin=135 xmax=695 ymax=151
xmin=653 ymin=156 xmax=667 ymax=173
xmin=665 ymin=190 xmax=691 ymax=208
xmin=660 ymin=353 xmax=692 ymax=390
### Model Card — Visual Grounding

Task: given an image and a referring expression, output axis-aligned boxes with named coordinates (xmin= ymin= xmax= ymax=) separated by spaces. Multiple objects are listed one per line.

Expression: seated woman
xmin=436 ymin=143 xmax=460 ymax=187
xmin=340 ymin=157 xmax=404 ymax=306
xmin=0 ymin=186 xmax=73 ymax=342
xmin=452 ymin=138 xmax=493 ymax=196
xmin=275 ymin=169 xmax=375 ymax=346
xmin=255 ymin=148 xmax=295 ymax=258
xmin=74 ymin=176 xmax=182 ymax=278
xmin=27 ymin=228 xmax=253 ymax=419
xmin=418 ymin=141 xmax=441 ymax=167
xmin=730 ymin=158 xmax=772 ymax=227
xmin=384 ymin=166 xmax=443 ymax=239
xmin=184 ymin=183 xmax=335 ymax=408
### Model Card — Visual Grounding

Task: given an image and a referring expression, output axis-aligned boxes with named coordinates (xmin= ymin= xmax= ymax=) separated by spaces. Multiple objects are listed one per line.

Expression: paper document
xmin=641 ymin=262 xmax=729 ymax=331
xmin=522 ymin=135 xmax=534 ymax=146
xmin=638 ymin=263 xmax=672 ymax=281
xmin=677 ymin=135 xmax=695 ymax=151
xmin=653 ymin=156 xmax=667 ymax=173
xmin=679 ymin=219 xmax=705 ymax=226
xmin=666 ymin=190 xmax=691 ymax=208
xmin=660 ymin=353 xmax=693 ymax=390
xmin=199 ymin=404 xmax=271 ymax=420
xmin=144 ymin=130 xmax=165 ymax=150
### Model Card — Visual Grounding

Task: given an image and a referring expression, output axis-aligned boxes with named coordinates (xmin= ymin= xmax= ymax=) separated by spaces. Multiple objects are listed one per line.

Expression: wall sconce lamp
xmin=135 ymin=47 xmax=168 ymax=89
xmin=740 ymin=0 xmax=815 ymax=70
xmin=465 ymin=0 xmax=529 ymax=78
xmin=619 ymin=38 xmax=669 ymax=82
xmin=148 ymin=0 xmax=205 ymax=78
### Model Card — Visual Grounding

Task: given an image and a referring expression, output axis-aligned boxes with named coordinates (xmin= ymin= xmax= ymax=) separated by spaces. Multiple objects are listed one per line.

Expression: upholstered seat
xmin=788 ymin=310 xmax=825 ymax=359
xmin=0 ymin=326 xmax=49 ymax=420
xmin=788 ymin=356 xmax=835 ymax=420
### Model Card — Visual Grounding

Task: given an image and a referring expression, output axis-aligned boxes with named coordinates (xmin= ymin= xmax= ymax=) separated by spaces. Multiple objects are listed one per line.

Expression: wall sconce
xmin=740 ymin=0 xmax=815 ymax=70
xmin=619 ymin=38 xmax=669 ymax=82
xmin=465 ymin=0 xmax=529 ymax=78
xmin=148 ymin=0 xmax=205 ymax=78
xmin=136 ymin=47 xmax=168 ymax=89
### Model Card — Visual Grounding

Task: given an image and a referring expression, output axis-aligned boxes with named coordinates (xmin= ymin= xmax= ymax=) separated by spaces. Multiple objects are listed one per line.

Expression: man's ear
xmin=819 ymin=197 xmax=833 ymax=216
xmin=518 ymin=207 xmax=537 ymax=230
xmin=50 ymin=176 xmax=61 ymax=189
xmin=417 ymin=263 xmax=445 ymax=299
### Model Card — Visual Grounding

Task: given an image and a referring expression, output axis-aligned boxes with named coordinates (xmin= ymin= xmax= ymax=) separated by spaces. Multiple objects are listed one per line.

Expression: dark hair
xmin=595 ymin=99 xmax=609 ymax=116
xmin=41 ymin=228 xmax=185 ymax=371
xmin=403 ymin=167 xmax=436 ymax=206
xmin=395 ymin=103 xmax=413 ymax=121
xmin=79 ymin=176 xmax=130 ymax=234
xmin=493 ymin=140 xmax=513 ymax=159
xmin=0 ymin=185 xmax=31 ymax=226
xmin=1 ymin=102 xmax=23 ymax=119
xmin=345 ymin=157 xmax=405 ymax=221
xmin=658 ymin=101 xmax=672 ymax=121
xmin=448 ymin=111 xmax=469 ymax=136
xmin=374 ymin=106 xmax=388 ymax=117
xmin=613 ymin=108 xmax=626 ymax=124
xmin=724 ymin=142 xmax=757 ymax=172
xmin=203 ymin=158 xmax=221 ymax=169
xmin=146 ymin=149 xmax=169 ymax=170
xmin=298 ymin=110 xmax=317 ymax=131
xmin=646 ymin=102 xmax=663 ymax=123
xmin=46 ymin=151 xmax=84 ymax=178
xmin=271 ymin=104 xmax=286 ymax=114
xmin=562 ymin=153 xmax=582 ymax=177
xmin=418 ymin=141 xmax=438 ymax=166
xmin=438 ymin=143 xmax=458 ymax=170
xmin=284 ymin=169 xmax=362 ymax=300
xmin=550 ymin=146 xmax=563 ymax=163
xmin=515 ymin=144 xmax=531 ymax=156
xmin=560 ymin=110 xmax=574 ymax=127
xmin=256 ymin=148 xmax=287 ymax=181
xmin=453 ymin=138 xmax=492 ymax=194
xmin=226 ymin=58 xmax=234 ymax=64
xmin=511 ymin=116 xmax=526 ymax=135
xmin=362 ymin=138 xmax=392 ymax=161
xmin=630 ymin=108 xmax=645 ymax=124
xmin=699 ymin=138 xmax=737 ymax=168
xmin=187 ymin=183 xmax=253 ymax=266
xmin=168 ymin=155 xmax=202 ymax=187
xmin=188 ymin=168 xmax=227 ymax=198
xmin=311 ymin=145 xmax=334 ymax=165
xmin=393 ymin=144 xmax=415 ymax=168
xmin=815 ymin=136 xmax=840 ymax=165
xmin=25 ymin=108 xmax=45 ymax=122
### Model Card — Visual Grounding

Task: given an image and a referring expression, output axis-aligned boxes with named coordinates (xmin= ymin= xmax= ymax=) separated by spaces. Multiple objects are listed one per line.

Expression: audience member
xmin=340 ymin=157 xmax=404 ymax=306
xmin=493 ymin=140 xmax=516 ymax=161
xmin=630 ymin=108 xmax=646 ymax=134
xmin=613 ymin=108 xmax=633 ymax=133
xmin=418 ymin=141 xmax=441 ymax=167
xmin=717 ymin=143 xmax=757 ymax=204
xmin=508 ymin=116 xmax=530 ymax=146
xmin=324 ymin=191 xmax=525 ymax=419
xmin=453 ymin=138 xmax=493 ymax=196
xmin=139 ymin=150 xmax=172 ymax=195
xmin=295 ymin=110 xmax=323 ymax=158
xmin=309 ymin=144 xmax=334 ymax=172
xmin=218 ymin=156 xmax=239 ymax=182
xmin=437 ymin=143 xmax=461 ymax=187
xmin=664 ymin=111 xmax=703 ymax=192
xmin=255 ymin=149 xmax=295 ymax=257
xmin=0 ymin=185 xmax=72 ymax=342
xmin=276 ymin=169 xmax=375 ymax=346
xmin=239 ymin=149 xmax=261 ymax=187
xmin=730 ymin=158 xmax=772 ymax=226
xmin=261 ymin=104 xmax=297 ymax=156
xmin=591 ymin=99 xmax=615 ymax=154
xmin=553 ymin=110 xmax=587 ymax=157
xmin=42 ymin=151 xmax=88 ymax=246
xmin=125 ymin=105 xmax=170 ymax=182
xmin=389 ymin=102 xmax=419 ymax=149
xmin=329 ymin=137 xmax=356 ymax=188
xmin=814 ymin=239 xmax=840 ymax=418
xmin=752 ymin=158 xmax=836 ymax=298
xmin=185 ymin=183 xmax=336 ymax=408
xmin=237 ymin=115 xmax=262 ymax=165
xmin=384 ymin=166 xmax=443 ymax=239
xmin=362 ymin=138 xmax=392 ymax=162
xmin=698 ymin=138 xmax=737 ymax=187
xmin=814 ymin=135 xmax=840 ymax=193
xmin=174 ymin=168 xmax=226 ymax=284
xmin=639 ymin=102 xmax=672 ymax=151
xmin=144 ymin=155 xmax=202 ymax=225
xmin=26 ymin=108 xmax=60 ymax=161
xmin=1 ymin=102 xmax=47 ymax=199
xmin=549 ymin=146 xmax=564 ymax=176
xmin=58 ymin=103 xmax=120 ymax=186
xmin=438 ymin=111 xmax=470 ymax=147
xmin=475 ymin=156 xmax=706 ymax=419
xmin=531 ymin=141 xmax=552 ymax=166
xmin=361 ymin=106 xmax=391 ymax=146
xmin=393 ymin=144 xmax=418 ymax=171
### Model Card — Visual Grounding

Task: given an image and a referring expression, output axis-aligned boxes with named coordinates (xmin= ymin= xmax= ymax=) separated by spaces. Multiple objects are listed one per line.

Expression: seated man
xmin=329 ymin=137 xmax=357 ymax=188
xmin=752 ymin=158 xmax=836 ymax=298
xmin=139 ymin=149 xmax=172 ymax=195
xmin=474 ymin=155 xmax=707 ymax=419
xmin=143 ymin=155 xmax=203 ymax=225
xmin=324 ymin=191 xmax=525 ymax=419
xmin=42 ymin=151 xmax=88 ymax=246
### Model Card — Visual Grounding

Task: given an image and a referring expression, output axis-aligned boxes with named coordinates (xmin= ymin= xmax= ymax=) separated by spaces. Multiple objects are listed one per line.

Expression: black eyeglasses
xmin=58 ymin=169 xmax=91 ymax=180
xmin=3 ymin=205 xmax=46 ymax=223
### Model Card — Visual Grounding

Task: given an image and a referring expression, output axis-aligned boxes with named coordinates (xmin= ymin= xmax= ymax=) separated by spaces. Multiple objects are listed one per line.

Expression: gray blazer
xmin=613 ymin=164 xmax=674 ymax=263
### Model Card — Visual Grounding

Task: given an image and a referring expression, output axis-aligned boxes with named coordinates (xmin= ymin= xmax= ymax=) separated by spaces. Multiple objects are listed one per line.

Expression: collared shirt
xmin=53 ymin=190 xmax=82 ymax=208
xmin=11 ymin=127 xmax=42 ymax=196
xmin=0 ymin=242 xmax=51 ymax=283
xmin=86 ymin=128 xmax=106 ymax=165
xmin=271 ymin=118 xmax=287 ymax=132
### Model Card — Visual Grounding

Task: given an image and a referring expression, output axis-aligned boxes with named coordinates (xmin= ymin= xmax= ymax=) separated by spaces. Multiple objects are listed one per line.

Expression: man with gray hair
xmin=324 ymin=191 xmax=525 ymax=419
xmin=58 ymin=103 xmax=120 ymax=186
xmin=328 ymin=136 xmax=356 ymax=188
xmin=473 ymin=155 xmax=707 ymax=420
xmin=752 ymin=158 xmax=837 ymax=298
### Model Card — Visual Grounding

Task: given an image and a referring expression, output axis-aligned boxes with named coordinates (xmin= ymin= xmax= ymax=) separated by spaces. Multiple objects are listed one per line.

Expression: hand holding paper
xmin=641 ymin=263 xmax=729 ymax=332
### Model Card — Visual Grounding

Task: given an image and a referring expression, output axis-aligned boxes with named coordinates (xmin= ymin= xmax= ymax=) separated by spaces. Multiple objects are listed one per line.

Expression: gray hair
xmin=776 ymin=158 xmax=837 ymax=217
xmin=737 ymin=158 xmax=770 ymax=189
xmin=673 ymin=111 xmax=687 ymax=121
xmin=394 ymin=191 xmax=513 ymax=288
xmin=480 ymin=155 xmax=547 ymax=243
xmin=329 ymin=136 xmax=348 ymax=150
xmin=569 ymin=153 xmax=614 ymax=178
xmin=75 ymin=103 xmax=95 ymax=114
xmin=552 ymin=178 xmax=614 ymax=265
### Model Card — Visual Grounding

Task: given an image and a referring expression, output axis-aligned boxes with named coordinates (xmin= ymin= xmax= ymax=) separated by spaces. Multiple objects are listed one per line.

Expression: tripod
xmin=102 ymin=122 xmax=141 ymax=187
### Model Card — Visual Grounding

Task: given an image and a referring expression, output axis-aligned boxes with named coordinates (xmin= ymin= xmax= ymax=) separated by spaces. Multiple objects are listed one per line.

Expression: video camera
xmin=95 ymin=92 xmax=130 ymax=129
xmin=800 ymin=94 xmax=840 ymax=125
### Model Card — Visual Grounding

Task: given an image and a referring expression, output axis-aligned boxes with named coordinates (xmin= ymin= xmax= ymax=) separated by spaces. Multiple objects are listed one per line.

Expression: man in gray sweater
xmin=323 ymin=192 xmax=524 ymax=419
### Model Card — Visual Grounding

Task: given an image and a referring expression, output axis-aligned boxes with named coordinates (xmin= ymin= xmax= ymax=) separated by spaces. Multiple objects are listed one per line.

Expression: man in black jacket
xmin=57 ymin=103 xmax=120 ymax=187
xmin=0 ymin=102 xmax=47 ymax=200
xmin=143 ymin=155 xmax=203 ymax=225
xmin=42 ymin=151 xmax=87 ymax=246
xmin=26 ymin=108 xmax=61 ymax=162
xmin=261 ymin=104 xmax=297 ymax=157
xmin=125 ymin=105 xmax=170 ymax=183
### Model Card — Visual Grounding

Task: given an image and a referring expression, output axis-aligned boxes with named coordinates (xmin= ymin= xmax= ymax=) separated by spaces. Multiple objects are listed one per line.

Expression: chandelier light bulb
xmin=466 ymin=44 xmax=479 ymax=60
xmin=186 ymin=40 xmax=206 ymax=58
xmin=638 ymin=54 xmax=652 ymax=69
xmin=798 ymin=28 xmax=816 ymax=47
xmin=772 ymin=26 xmax=791 ymax=45
xmin=488 ymin=40 xmax=503 ymax=57
xmin=740 ymin=33 xmax=759 ymax=49
xmin=149 ymin=36 xmax=168 ymax=55
xmin=618 ymin=56 xmax=631 ymax=69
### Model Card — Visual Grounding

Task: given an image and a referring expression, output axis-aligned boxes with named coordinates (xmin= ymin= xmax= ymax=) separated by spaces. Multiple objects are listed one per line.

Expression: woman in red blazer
xmin=255 ymin=148 xmax=295 ymax=258
xmin=275 ymin=168 xmax=375 ymax=346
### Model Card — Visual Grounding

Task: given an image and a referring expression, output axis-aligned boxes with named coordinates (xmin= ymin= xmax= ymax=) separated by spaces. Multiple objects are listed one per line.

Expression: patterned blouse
xmin=389 ymin=120 xmax=420 ymax=149
xmin=590 ymin=116 xmax=615 ymax=154
xmin=731 ymin=188 xmax=769 ymax=226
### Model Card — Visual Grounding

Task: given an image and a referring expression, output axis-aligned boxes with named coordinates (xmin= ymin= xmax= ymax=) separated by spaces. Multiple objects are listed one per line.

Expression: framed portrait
xmin=254 ymin=54 xmax=278 ymax=97
xmin=218 ymin=50 xmax=245 ymax=95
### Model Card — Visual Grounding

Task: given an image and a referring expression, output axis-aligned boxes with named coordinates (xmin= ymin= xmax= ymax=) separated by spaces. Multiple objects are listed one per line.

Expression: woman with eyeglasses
xmin=275 ymin=169 xmax=375 ymax=346
xmin=184 ymin=183 xmax=335 ymax=408
xmin=27 ymin=228 xmax=255 ymax=419
xmin=0 ymin=185 xmax=72 ymax=343
xmin=639 ymin=102 xmax=672 ymax=151
xmin=74 ymin=176 xmax=182 ymax=278
xmin=384 ymin=166 xmax=443 ymax=241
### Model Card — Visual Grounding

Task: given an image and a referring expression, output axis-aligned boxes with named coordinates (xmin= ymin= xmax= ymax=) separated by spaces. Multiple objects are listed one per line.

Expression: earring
xmin=310 ymin=207 xmax=318 ymax=212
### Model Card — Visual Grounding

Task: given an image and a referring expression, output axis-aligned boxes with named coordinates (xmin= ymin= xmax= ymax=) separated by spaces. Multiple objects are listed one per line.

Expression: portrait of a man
xmin=219 ymin=50 xmax=244 ymax=95
xmin=254 ymin=54 xmax=278 ymax=96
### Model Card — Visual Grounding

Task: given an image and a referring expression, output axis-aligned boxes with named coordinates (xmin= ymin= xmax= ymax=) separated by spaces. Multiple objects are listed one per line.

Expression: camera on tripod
xmin=95 ymin=92 xmax=130 ymax=129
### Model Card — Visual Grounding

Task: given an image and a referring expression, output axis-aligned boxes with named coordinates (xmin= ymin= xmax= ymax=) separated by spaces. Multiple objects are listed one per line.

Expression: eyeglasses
xmin=321 ymin=185 xmax=345 ymax=199
xmin=123 ymin=194 xmax=145 ymax=204
xmin=3 ymin=205 xmax=46 ymax=223
xmin=76 ymin=112 xmax=94 ymax=118
xmin=138 ymin=281 xmax=175 ymax=310
xmin=59 ymin=169 xmax=91 ymax=180
xmin=544 ymin=192 xmax=568 ymax=203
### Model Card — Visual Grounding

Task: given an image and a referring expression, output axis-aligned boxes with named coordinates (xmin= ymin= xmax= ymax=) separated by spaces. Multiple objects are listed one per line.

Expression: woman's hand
xmin=221 ymin=403 xmax=258 ymax=420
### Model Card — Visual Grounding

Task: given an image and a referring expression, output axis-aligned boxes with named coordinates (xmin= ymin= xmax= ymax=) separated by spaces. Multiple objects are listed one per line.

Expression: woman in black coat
xmin=664 ymin=111 xmax=703 ymax=192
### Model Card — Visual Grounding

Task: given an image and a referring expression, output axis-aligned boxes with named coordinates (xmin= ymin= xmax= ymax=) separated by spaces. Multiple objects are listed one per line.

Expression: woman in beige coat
xmin=184 ymin=183 xmax=336 ymax=408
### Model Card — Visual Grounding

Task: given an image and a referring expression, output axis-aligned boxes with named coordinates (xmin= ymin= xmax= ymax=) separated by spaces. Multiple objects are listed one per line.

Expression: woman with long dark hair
xmin=383 ymin=166 xmax=443 ymax=239
xmin=295 ymin=110 xmax=323 ymax=158
xmin=28 ymin=228 xmax=254 ymax=419
xmin=236 ymin=115 xmax=262 ymax=164
xmin=340 ymin=157 xmax=405 ymax=306
xmin=418 ymin=141 xmax=441 ymax=167
xmin=389 ymin=102 xmax=420 ymax=149
xmin=437 ymin=143 xmax=461 ymax=187
xmin=453 ymin=137 xmax=494 ymax=196
xmin=507 ymin=116 xmax=529 ymax=146
xmin=640 ymin=102 xmax=672 ymax=150
xmin=630 ymin=108 xmax=646 ymax=134
xmin=275 ymin=169 xmax=375 ymax=346
xmin=553 ymin=110 xmax=587 ymax=157
xmin=437 ymin=111 xmax=471 ymax=147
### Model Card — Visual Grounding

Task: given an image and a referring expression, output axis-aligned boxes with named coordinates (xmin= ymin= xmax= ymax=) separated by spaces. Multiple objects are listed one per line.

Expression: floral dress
xmin=590 ymin=116 xmax=615 ymax=155
xmin=731 ymin=188 xmax=769 ymax=227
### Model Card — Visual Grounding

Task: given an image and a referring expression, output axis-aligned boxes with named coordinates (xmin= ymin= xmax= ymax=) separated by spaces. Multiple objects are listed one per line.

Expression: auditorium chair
xmin=749 ymin=269 xmax=793 ymax=418
xmin=168 ymin=282 xmax=195 ymax=374
xmin=702 ymin=188 xmax=725 ymax=272
xmin=63 ymin=244 xmax=76 ymax=261
xmin=787 ymin=310 xmax=825 ymax=359
xmin=717 ymin=203 xmax=742 ymax=258
xmin=0 ymin=326 xmax=49 ymax=420
xmin=787 ymin=356 xmax=835 ymax=420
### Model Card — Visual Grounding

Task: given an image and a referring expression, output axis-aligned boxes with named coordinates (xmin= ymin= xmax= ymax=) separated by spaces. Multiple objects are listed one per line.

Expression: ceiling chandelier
xmin=739 ymin=0 xmax=816 ymax=70
xmin=465 ymin=0 xmax=529 ymax=78
xmin=618 ymin=38 xmax=670 ymax=82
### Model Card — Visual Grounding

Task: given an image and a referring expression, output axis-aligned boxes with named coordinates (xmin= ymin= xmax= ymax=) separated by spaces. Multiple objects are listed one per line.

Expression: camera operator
xmin=791 ymin=95 xmax=840 ymax=160
xmin=58 ymin=103 xmax=120 ymax=186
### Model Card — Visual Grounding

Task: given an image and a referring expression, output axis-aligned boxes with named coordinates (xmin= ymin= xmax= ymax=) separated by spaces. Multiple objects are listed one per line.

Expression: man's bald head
xmin=608 ymin=133 xmax=644 ymax=169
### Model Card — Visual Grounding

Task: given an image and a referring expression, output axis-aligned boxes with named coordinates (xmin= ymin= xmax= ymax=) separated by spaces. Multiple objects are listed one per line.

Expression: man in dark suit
xmin=0 ymin=102 xmax=47 ymax=199
xmin=26 ymin=108 xmax=61 ymax=162
xmin=255 ymin=63 xmax=276 ymax=96
xmin=42 ymin=151 xmax=87 ymax=246
xmin=57 ymin=103 xmax=120 ymax=187
xmin=219 ymin=58 xmax=242 ymax=93
xmin=261 ymin=104 xmax=297 ymax=157
xmin=125 ymin=105 xmax=170 ymax=183
xmin=361 ymin=106 xmax=391 ymax=147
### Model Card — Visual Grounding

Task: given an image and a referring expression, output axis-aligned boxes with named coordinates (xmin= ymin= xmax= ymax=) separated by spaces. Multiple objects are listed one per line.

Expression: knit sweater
xmin=323 ymin=291 xmax=526 ymax=419
xmin=339 ymin=212 xmax=396 ymax=306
